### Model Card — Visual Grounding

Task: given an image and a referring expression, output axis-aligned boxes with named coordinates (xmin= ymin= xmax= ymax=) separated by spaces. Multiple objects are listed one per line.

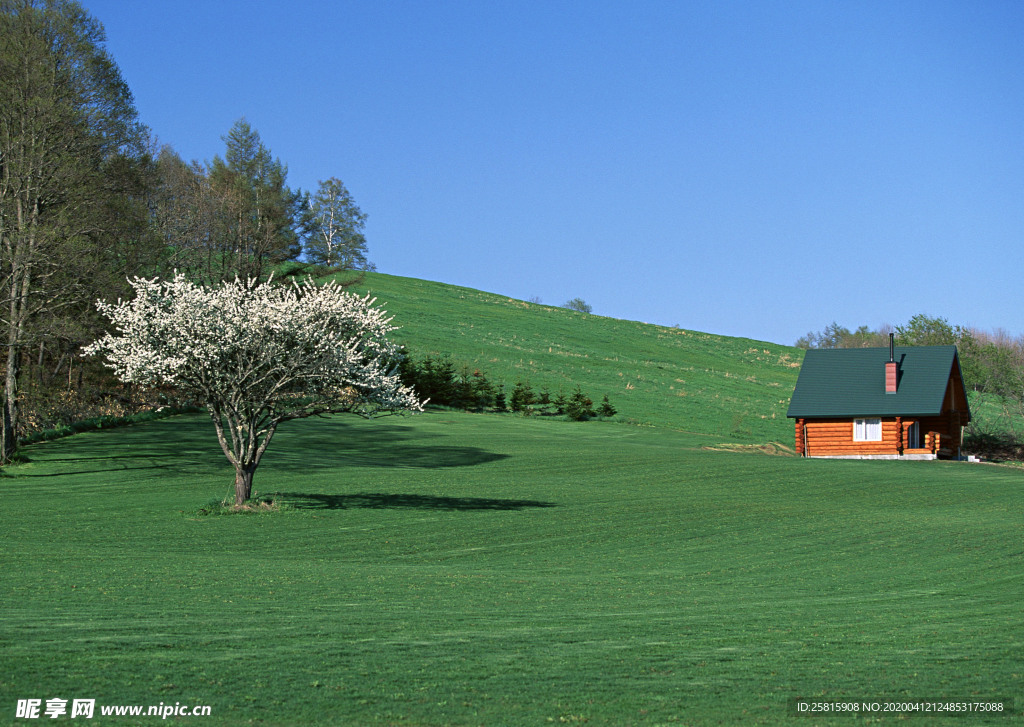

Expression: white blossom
xmin=85 ymin=274 xmax=423 ymax=505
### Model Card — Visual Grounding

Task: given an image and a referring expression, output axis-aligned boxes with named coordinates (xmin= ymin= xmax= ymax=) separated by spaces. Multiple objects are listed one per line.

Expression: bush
xmin=963 ymin=428 xmax=1024 ymax=462
xmin=464 ymin=367 xmax=497 ymax=412
xmin=565 ymin=386 xmax=596 ymax=421
xmin=563 ymin=298 xmax=592 ymax=314
xmin=510 ymin=379 xmax=537 ymax=414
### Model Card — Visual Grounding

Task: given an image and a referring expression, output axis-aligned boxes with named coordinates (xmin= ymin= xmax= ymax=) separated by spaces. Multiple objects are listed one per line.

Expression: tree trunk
xmin=1 ymin=268 xmax=24 ymax=463
xmin=1 ymin=342 xmax=18 ymax=462
xmin=234 ymin=462 xmax=256 ymax=507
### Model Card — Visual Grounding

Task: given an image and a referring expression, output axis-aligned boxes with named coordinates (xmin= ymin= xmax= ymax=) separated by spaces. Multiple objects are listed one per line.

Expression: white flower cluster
xmin=84 ymin=274 xmax=424 ymax=421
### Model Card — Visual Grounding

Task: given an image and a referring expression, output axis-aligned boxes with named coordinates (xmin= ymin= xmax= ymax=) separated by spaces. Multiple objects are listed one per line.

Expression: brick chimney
xmin=885 ymin=333 xmax=898 ymax=393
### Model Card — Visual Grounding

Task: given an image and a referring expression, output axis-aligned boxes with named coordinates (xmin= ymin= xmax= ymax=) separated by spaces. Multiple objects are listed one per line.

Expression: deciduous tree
xmin=85 ymin=274 xmax=423 ymax=506
xmin=894 ymin=314 xmax=959 ymax=347
xmin=563 ymin=298 xmax=592 ymax=314
xmin=0 ymin=0 xmax=145 ymax=460
xmin=304 ymin=177 xmax=371 ymax=271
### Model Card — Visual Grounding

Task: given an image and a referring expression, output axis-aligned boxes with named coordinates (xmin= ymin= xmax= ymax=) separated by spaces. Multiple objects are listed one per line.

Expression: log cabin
xmin=786 ymin=336 xmax=971 ymax=459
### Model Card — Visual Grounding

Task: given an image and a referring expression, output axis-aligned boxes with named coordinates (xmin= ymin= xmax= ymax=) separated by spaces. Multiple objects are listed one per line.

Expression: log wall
xmin=797 ymin=415 xmax=963 ymax=457
xmin=802 ymin=418 xmax=898 ymax=456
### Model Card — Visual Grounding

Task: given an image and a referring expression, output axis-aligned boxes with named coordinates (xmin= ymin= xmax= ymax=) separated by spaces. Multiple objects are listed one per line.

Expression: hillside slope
xmin=344 ymin=272 xmax=803 ymax=443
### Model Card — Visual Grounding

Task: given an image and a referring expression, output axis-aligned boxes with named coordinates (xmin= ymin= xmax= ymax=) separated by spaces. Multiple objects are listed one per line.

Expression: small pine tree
xmin=598 ymin=394 xmax=617 ymax=418
xmin=470 ymin=369 xmax=496 ymax=412
xmin=565 ymin=386 xmax=596 ymax=421
xmin=536 ymin=388 xmax=554 ymax=416
xmin=450 ymin=365 xmax=476 ymax=410
xmin=414 ymin=355 xmax=457 ymax=406
xmin=509 ymin=379 xmax=537 ymax=414
xmin=396 ymin=347 xmax=417 ymax=388
xmin=494 ymin=384 xmax=507 ymax=412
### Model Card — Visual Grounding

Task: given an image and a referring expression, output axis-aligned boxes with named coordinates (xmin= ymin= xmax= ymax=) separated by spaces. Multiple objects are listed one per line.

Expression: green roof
xmin=787 ymin=345 xmax=969 ymax=419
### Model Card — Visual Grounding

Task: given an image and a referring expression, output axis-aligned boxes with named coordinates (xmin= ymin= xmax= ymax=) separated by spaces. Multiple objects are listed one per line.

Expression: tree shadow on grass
xmin=266 ymin=419 xmax=510 ymax=470
xmin=19 ymin=415 xmax=510 ymax=477
xmin=277 ymin=492 xmax=557 ymax=511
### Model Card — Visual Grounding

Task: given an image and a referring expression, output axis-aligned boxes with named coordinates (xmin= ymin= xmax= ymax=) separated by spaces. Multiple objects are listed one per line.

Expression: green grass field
xmin=348 ymin=272 xmax=804 ymax=443
xmin=2 ymin=410 xmax=1021 ymax=725
xmin=2 ymin=274 xmax=1022 ymax=724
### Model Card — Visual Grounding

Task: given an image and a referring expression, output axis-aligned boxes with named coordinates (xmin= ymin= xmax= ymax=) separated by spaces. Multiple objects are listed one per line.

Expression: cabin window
xmin=853 ymin=418 xmax=882 ymax=442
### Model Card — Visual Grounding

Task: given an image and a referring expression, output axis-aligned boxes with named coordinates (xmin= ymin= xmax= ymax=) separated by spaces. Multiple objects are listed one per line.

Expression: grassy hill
xmin=346 ymin=271 xmax=804 ymax=443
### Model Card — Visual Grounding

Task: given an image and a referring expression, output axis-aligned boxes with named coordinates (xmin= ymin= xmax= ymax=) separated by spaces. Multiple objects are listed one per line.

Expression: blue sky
xmin=86 ymin=0 xmax=1024 ymax=345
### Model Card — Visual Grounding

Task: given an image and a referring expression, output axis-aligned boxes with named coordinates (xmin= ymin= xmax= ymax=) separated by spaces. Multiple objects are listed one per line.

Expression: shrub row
xmin=397 ymin=353 xmax=616 ymax=421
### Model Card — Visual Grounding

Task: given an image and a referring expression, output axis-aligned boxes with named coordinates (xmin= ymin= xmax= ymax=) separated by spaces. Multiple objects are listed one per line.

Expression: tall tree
xmin=304 ymin=177 xmax=371 ymax=271
xmin=0 ymin=0 xmax=145 ymax=460
xmin=206 ymin=119 xmax=302 ymax=281
xmin=894 ymin=314 xmax=959 ymax=347
xmin=150 ymin=145 xmax=225 ymax=283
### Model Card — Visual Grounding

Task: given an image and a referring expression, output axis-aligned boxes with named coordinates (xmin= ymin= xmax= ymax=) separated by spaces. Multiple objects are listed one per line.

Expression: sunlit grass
xmin=347 ymin=271 xmax=803 ymax=442
xmin=2 ymin=411 xmax=1020 ymax=725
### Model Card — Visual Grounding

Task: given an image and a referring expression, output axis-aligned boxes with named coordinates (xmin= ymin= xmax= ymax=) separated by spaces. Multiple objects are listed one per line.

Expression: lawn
xmin=2 ymin=410 xmax=1020 ymax=725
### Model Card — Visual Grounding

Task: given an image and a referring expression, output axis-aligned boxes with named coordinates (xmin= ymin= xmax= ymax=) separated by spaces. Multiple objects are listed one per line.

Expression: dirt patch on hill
xmin=703 ymin=442 xmax=796 ymax=457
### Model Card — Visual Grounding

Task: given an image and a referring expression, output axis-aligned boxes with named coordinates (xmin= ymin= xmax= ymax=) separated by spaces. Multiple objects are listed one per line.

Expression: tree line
xmin=398 ymin=352 xmax=616 ymax=421
xmin=0 ymin=0 xmax=371 ymax=462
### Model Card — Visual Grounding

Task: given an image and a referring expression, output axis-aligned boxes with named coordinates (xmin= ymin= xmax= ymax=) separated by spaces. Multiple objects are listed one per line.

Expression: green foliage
xmin=0 ymin=0 xmax=151 ymax=462
xmin=564 ymin=386 xmax=596 ymax=421
xmin=398 ymin=353 xmax=457 ymax=406
xmin=18 ymin=406 xmax=199 ymax=447
xmin=597 ymin=394 xmax=617 ymax=418
xmin=509 ymin=378 xmax=537 ymax=414
xmin=399 ymin=350 xmax=612 ymax=422
xmin=895 ymin=313 xmax=960 ymax=346
xmin=303 ymin=177 xmax=371 ymax=270
xmin=796 ymin=321 xmax=890 ymax=349
xmin=207 ymin=118 xmax=304 ymax=279
xmin=399 ymin=354 xmax=504 ymax=413
xmin=466 ymin=368 xmax=496 ymax=412
xmin=563 ymin=297 xmax=592 ymax=314
xmin=798 ymin=314 xmax=970 ymax=352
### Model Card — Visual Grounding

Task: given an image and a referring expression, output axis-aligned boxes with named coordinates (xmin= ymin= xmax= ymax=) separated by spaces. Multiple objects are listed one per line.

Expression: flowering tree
xmin=84 ymin=274 xmax=423 ymax=506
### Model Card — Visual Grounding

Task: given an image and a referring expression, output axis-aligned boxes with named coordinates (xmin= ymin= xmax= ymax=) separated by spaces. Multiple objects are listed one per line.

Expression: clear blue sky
xmin=86 ymin=0 xmax=1024 ymax=346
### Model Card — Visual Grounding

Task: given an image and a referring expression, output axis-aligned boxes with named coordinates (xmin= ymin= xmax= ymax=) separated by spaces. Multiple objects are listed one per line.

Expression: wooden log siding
xmin=803 ymin=418 xmax=901 ymax=456
xmin=801 ymin=415 xmax=962 ymax=457
xmin=919 ymin=414 xmax=962 ymax=451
